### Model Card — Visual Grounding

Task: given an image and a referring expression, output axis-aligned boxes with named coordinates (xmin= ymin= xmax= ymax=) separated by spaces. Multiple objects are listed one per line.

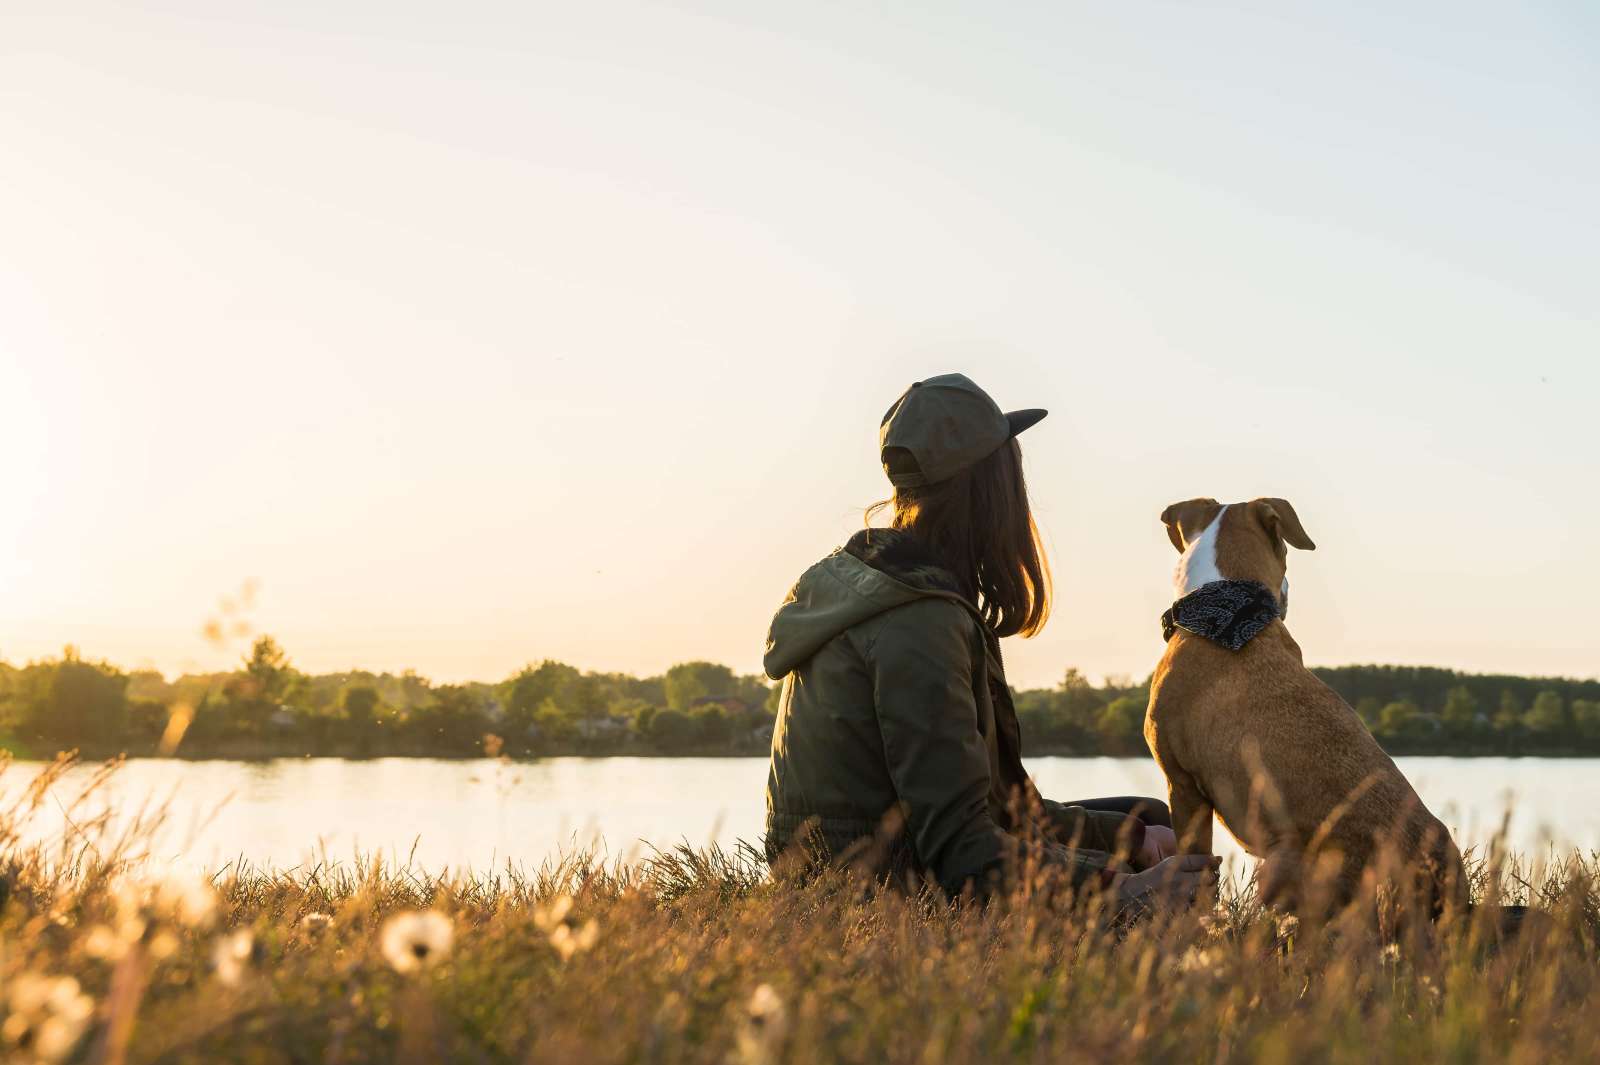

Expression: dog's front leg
xmin=1167 ymin=768 xmax=1214 ymax=855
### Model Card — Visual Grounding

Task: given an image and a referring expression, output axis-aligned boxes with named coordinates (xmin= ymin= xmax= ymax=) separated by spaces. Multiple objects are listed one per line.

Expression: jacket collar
xmin=842 ymin=528 xmax=966 ymax=597
xmin=1162 ymin=579 xmax=1281 ymax=651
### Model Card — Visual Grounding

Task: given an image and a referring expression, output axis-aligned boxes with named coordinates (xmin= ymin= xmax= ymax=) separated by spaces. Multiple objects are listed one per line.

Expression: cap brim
xmin=1005 ymin=408 xmax=1048 ymax=438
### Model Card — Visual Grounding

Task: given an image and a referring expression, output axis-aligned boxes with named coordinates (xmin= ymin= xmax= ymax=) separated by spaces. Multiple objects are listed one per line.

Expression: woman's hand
xmin=1112 ymin=854 xmax=1220 ymax=911
xmin=1133 ymin=824 xmax=1178 ymax=870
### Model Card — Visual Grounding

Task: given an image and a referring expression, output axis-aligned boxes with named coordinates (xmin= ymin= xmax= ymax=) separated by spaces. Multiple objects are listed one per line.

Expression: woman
xmin=762 ymin=373 xmax=1217 ymax=907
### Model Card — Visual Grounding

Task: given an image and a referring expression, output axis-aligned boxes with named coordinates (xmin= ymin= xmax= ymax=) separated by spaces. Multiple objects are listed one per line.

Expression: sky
xmin=2 ymin=1 xmax=1596 ymax=689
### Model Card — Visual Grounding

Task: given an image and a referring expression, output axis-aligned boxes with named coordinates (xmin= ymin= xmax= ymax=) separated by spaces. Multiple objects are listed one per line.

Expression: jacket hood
xmin=763 ymin=528 xmax=970 ymax=679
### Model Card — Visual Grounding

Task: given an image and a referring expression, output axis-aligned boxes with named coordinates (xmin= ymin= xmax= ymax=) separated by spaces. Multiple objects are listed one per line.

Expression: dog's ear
xmin=1159 ymin=498 xmax=1222 ymax=553
xmin=1250 ymin=498 xmax=1316 ymax=551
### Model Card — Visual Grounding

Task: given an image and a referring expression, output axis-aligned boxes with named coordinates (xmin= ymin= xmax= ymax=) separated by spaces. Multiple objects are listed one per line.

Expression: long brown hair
xmin=868 ymin=438 xmax=1052 ymax=638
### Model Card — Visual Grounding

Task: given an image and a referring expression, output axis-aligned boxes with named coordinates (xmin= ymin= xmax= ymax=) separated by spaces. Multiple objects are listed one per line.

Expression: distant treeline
xmin=1 ymin=639 xmax=1597 ymax=760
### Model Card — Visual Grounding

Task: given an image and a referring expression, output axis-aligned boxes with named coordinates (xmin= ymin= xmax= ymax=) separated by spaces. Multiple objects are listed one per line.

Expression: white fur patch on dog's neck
xmin=1173 ymin=504 xmax=1227 ymax=596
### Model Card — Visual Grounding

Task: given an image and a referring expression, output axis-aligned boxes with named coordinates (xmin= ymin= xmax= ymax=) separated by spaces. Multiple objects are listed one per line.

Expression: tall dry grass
xmin=2 ymin=753 xmax=1598 ymax=1064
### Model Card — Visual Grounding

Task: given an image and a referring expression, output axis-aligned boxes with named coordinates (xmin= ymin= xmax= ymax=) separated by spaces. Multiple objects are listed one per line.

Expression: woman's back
xmin=764 ymin=528 xmax=1002 ymax=889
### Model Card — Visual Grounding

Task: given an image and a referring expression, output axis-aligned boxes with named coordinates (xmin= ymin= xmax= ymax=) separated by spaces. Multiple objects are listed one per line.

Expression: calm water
xmin=3 ymin=757 xmax=1593 ymax=876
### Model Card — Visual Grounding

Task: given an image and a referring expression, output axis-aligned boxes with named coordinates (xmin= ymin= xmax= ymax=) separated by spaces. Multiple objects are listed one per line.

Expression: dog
xmin=1144 ymin=497 xmax=1468 ymax=919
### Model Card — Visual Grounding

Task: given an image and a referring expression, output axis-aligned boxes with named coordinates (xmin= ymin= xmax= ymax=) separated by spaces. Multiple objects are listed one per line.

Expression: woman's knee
xmin=1130 ymin=797 xmax=1171 ymax=828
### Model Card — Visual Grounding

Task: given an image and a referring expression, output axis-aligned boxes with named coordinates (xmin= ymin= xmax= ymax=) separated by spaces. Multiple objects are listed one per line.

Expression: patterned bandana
xmin=1161 ymin=580 xmax=1282 ymax=651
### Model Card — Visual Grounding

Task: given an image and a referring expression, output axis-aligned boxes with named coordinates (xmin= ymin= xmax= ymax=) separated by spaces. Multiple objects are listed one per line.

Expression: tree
xmin=645 ymin=708 xmax=694 ymax=751
xmin=1375 ymin=700 xmax=1433 ymax=743
xmin=1094 ymin=695 xmax=1147 ymax=753
xmin=1523 ymin=691 xmax=1566 ymax=740
xmin=1493 ymin=691 xmax=1524 ymax=753
xmin=502 ymin=661 xmax=581 ymax=733
xmin=1572 ymin=700 xmax=1600 ymax=743
xmin=1440 ymin=686 xmax=1481 ymax=741
xmin=337 ymin=681 xmax=384 ymax=745
xmin=244 ymin=636 xmax=293 ymax=703
xmin=13 ymin=649 xmax=129 ymax=748
xmin=532 ymin=697 xmax=576 ymax=745
xmin=663 ymin=662 xmax=738 ymax=711
xmin=690 ymin=704 xmax=734 ymax=747
xmin=405 ymin=684 xmax=492 ymax=753
xmin=567 ymin=673 xmax=608 ymax=725
xmin=1056 ymin=669 xmax=1106 ymax=732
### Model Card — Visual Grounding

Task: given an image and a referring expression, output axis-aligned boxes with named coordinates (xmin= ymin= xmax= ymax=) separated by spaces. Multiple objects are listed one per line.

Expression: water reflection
xmin=2 ymin=756 xmax=1592 ymax=875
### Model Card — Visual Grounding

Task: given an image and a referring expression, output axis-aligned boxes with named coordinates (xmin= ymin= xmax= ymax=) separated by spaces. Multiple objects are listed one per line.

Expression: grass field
xmin=3 ymin=756 xmax=1599 ymax=1064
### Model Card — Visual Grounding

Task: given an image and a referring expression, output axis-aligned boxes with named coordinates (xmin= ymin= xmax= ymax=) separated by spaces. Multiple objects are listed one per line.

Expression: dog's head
xmin=1160 ymin=497 xmax=1316 ymax=614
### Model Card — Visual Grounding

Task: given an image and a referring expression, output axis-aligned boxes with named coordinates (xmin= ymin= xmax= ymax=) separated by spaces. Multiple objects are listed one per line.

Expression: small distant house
xmin=576 ymin=717 xmax=627 ymax=740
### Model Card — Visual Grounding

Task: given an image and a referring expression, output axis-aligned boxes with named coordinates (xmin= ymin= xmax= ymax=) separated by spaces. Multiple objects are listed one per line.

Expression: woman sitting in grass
xmin=761 ymin=373 xmax=1217 ymax=908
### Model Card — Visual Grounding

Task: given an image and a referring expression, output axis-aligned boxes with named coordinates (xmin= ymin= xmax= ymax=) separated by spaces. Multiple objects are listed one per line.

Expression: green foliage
xmin=244 ymin=636 xmax=293 ymax=702
xmin=1094 ymin=695 xmax=1148 ymax=753
xmin=1523 ymin=691 xmax=1566 ymax=736
xmin=1573 ymin=699 xmax=1600 ymax=741
xmin=645 ymin=708 xmax=694 ymax=750
xmin=502 ymin=660 xmax=581 ymax=732
xmin=340 ymin=684 xmax=382 ymax=723
xmin=1441 ymin=686 xmax=1483 ymax=740
xmin=2 ymin=646 xmax=1598 ymax=760
xmin=1375 ymin=699 xmax=1434 ymax=742
xmin=663 ymin=661 xmax=768 ymax=712
xmin=403 ymin=684 xmax=493 ymax=752
xmin=8 ymin=647 xmax=129 ymax=747
xmin=689 ymin=703 xmax=733 ymax=747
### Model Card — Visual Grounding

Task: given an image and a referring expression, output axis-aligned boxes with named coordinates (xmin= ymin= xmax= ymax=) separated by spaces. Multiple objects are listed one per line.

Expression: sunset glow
xmin=3 ymin=2 xmax=1595 ymax=688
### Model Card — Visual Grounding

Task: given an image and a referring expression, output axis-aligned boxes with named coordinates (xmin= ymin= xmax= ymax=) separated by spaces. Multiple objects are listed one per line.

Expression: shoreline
xmin=7 ymin=745 xmax=1600 ymax=764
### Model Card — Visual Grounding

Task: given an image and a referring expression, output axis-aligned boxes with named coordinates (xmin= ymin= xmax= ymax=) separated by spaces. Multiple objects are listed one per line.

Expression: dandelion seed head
xmin=379 ymin=910 xmax=453 ymax=974
xmin=299 ymin=912 xmax=333 ymax=932
xmin=7 ymin=974 xmax=54 ymax=1016
xmin=113 ymin=872 xmax=219 ymax=931
xmin=1177 ymin=947 xmax=1221 ymax=975
xmin=148 ymin=930 xmax=180 ymax=962
xmin=734 ymin=983 xmax=788 ymax=1065
xmin=748 ymin=984 xmax=784 ymax=1023
xmin=533 ymin=894 xmax=574 ymax=933
xmin=213 ymin=929 xmax=255 ymax=986
xmin=3 ymin=973 xmax=93 ymax=1064
xmin=152 ymin=873 xmax=220 ymax=928
xmin=547 ymin=917 xmax=598 ymax=962
xmin=82 ymin=918 xmax=146 ymax=962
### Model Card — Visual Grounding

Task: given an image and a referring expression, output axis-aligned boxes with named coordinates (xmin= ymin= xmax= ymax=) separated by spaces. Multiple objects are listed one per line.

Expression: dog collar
xmin=1161 ymin=580 xmax=1281 ymax=651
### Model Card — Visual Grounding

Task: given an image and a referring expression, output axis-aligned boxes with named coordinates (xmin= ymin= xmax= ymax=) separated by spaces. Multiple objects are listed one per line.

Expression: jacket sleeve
xmin=861 ymin=599 xmax=1119 ymax=896
xmin=1038 ymin=800 xmax=1144 ymax=859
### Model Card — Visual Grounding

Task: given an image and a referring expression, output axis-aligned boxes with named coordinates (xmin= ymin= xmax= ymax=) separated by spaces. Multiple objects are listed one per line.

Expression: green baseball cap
xmin=878 ymin=373 xmax=1047 ymax=488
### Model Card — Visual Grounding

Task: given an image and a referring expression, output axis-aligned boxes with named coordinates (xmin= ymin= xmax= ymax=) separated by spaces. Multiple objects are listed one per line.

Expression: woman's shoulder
xmin=853 ymin=595 xmax=981 ymax=657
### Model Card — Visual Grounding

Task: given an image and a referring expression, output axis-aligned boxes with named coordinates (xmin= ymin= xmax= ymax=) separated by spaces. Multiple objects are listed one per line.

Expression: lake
xmin=3 ymin=756 xmax=1594 ymax=876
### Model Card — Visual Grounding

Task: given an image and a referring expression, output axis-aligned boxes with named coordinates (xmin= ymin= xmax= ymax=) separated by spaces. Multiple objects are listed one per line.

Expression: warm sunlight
xmin=2 ymin=4 xmax=1597 ymax=1061
xmin=4 ymin=4 xmax=1595 ymax=690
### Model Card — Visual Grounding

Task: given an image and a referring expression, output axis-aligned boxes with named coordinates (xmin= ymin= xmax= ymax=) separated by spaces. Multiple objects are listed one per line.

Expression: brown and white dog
xmin=1144 ymin=498 xmax=1468 ymax=919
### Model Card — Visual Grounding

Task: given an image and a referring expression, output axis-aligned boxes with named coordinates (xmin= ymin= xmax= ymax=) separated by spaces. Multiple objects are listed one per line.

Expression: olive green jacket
xmin=762 ymin=528 xmax=1140 ymax=896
